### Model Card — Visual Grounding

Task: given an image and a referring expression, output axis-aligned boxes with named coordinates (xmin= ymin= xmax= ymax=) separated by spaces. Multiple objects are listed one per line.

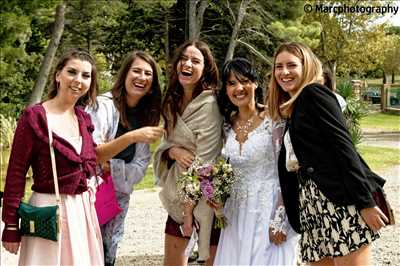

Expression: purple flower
xmin=200 ymin=179 xmax=214 ymax=200
xmin=196 ymin=164 xmax=213 ymax=179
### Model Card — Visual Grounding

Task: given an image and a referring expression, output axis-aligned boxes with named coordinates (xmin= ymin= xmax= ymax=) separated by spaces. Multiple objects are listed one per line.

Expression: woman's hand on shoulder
xmin=168 ymin=147 xmax=194 ymax=169
xmin=360 ymin=206 xmax=388 ymax=232
xmin=2 ymin=241 xmax=20 ymax=254
xmin=130 ymin=126 xmax=164 ymax=143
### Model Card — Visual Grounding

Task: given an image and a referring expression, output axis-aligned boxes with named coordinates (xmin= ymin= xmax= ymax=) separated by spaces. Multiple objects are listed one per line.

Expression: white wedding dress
xmin=214 ymin=117 xmax=299 ymax=266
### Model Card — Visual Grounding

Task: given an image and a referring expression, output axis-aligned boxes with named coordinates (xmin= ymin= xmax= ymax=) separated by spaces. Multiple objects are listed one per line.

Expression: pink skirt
xmin=18 ymin=189 xmax=104 ymax=265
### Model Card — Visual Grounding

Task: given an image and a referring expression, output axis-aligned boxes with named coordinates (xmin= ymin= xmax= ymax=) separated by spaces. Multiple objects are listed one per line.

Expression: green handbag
xmin=17 ymin=202 xmax=59 ymax=241
xmin=17 ymin=115 xmax=61 ymax=242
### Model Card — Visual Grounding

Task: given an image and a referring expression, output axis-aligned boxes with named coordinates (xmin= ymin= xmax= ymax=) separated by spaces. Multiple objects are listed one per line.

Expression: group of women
xmin=2 ymin=39 xmax=388 ymax=266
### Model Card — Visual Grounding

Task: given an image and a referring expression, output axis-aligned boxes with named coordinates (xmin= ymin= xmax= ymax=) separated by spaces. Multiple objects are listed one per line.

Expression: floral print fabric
xmin=299 ymin=178 xmax=379 ymax=262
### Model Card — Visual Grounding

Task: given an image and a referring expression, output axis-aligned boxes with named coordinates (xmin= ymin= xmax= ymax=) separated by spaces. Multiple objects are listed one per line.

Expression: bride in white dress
xmin=214 ymin=58 xmax=298 ymax=265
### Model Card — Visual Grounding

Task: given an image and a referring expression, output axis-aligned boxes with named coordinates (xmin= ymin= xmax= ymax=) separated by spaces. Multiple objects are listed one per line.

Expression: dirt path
xmin=1 ymin=157 xmax=399 ymax=266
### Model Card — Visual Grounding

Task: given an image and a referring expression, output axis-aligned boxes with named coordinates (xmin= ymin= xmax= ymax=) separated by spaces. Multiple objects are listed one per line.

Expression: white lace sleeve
xmin=269 ymin=187 xmax=289 ymax=235
xmin=271 ymin=118 xmax=285 ymax=160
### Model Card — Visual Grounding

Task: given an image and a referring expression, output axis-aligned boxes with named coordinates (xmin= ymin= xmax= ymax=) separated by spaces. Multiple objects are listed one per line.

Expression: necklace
xmin=234 ymin=111 xmax=258 ymax=154
xmin=236 ymin=115 xmax=256 ymax=136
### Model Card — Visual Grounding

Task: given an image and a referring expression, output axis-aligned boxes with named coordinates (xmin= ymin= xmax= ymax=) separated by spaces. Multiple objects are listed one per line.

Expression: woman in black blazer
xmin=266 ymin=42 xmax=388 ymax=266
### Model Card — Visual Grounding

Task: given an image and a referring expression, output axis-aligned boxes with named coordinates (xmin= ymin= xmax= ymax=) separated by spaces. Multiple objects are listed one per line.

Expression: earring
xmin=56 ymin=81 xmax=60 ymax=90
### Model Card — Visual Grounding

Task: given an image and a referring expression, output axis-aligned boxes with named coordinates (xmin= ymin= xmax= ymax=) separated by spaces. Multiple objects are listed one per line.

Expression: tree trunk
xmin=195 ymin=0 xmax=208 ymax=38
xmin=188 ymin=0 xmax=197 ymax=39
xmin=28 ymin=2 xmax=66 ymax=105
xmin=188 ymin=0 xmax=208 ymax=39
xmin=224 ymin=0 xmax=251 ymax=62
xmin=325 ymin=60 xmax=337 ymax=90
xmin=383 ymin=70 xmax=387 ymax=84
xmin=164 ymin=10 xmax=170 ymax=83
xmin=391 ymin=71 xmax=395 ymax=84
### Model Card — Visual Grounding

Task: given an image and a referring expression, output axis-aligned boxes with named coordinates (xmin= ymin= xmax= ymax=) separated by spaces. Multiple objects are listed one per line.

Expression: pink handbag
xmin=95 ymin=173 xmax=123 ymax=225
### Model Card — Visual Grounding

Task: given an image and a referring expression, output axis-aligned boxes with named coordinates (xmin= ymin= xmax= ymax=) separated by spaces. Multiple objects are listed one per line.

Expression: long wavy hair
xmin=217 ymin=57 xmax=264 ymax=125
xmin=267 ymin=42 xmax=323 ymax=121
xmin=161 ymin=39 xmax=219 ymax=133
xmin=48 ymin=48 xmax=98 ymax=107
xmin=111 ymin=51 xmax=161 ymax=128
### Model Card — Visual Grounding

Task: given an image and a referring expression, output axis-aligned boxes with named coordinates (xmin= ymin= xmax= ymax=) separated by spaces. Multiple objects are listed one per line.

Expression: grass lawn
xmin=358 ymin=145 xmax=400 ymax=172
xmin=361 ymin=112 xmax=400 ymax=131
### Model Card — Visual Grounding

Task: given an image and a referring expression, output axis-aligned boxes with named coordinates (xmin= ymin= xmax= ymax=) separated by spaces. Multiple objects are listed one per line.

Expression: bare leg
xmin=205 ymin=245 xmax=218 ymax=266
xmin=164 ymin=234 xmax=189 ymax=266
xmin=310 ymin=257 xmax=334 ymax=266
xmin=334 ymin=244 xmax=370 ymax=266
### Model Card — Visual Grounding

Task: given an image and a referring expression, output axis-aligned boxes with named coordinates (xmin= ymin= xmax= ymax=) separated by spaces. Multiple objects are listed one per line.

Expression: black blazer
xmin=278 ymin=83 xmax=385 ymax=233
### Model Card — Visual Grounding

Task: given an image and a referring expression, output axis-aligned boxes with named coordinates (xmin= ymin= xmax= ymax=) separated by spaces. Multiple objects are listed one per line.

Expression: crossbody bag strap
xmin=46 ymin=114 xmax=61 ymax=205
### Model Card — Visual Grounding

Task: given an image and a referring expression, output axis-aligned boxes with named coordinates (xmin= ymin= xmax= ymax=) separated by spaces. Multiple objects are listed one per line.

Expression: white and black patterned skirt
xmin=298 ymin=178 xmax=379 ymax=262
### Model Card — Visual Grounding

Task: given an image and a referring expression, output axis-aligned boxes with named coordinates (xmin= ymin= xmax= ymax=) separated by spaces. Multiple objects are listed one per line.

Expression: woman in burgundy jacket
xmin=1 ymin=49 xmax=104 ymax=265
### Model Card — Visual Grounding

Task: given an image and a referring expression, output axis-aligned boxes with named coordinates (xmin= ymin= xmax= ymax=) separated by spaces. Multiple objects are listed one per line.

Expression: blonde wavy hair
xmin=267 ymin=42 xmax=323 ymax=121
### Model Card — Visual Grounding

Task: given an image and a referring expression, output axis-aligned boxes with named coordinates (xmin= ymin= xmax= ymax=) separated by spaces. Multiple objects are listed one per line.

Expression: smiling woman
xmin=86 ymin=50 xmax=163 ymax=266
xmin=1 ymin=48 xmax=104 ymax=265
xmin=154 ymin=39 xmax=222 ymax=266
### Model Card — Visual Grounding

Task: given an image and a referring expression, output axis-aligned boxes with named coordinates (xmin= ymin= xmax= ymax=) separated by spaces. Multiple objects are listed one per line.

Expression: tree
xmin=224 ymin=0 xmax=252 ymax=62
xmin=29 ymin=2 xmax=66 ymax=105
xmin=306 ymin=0 xmax=390 ymax=77
xmin=382 ymin=28 xmax=400 ymax=83
xmin=188 ymin=0 xmax=208 ymax=39
xmin=0 ymin=0 xmax=58 ymax=117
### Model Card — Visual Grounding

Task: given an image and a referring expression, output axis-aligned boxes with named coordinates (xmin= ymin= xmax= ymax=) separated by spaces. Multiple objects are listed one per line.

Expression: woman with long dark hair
xmin=86 ymin=51 xmax=163 ymax=265
xmin=154 ymin=39 xmax=223 ymax=266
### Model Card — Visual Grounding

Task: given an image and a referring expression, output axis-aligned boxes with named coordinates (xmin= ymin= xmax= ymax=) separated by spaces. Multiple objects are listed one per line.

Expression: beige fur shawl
xmin=154 ymin=90 xmax=223 ymax=260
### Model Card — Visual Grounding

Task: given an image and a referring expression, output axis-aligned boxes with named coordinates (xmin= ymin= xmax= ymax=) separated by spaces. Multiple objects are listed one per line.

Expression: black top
xmin=113 ymin=106 xmax=141 ymax=163
xmin=278 ymin=83 xmax=385 ymax=233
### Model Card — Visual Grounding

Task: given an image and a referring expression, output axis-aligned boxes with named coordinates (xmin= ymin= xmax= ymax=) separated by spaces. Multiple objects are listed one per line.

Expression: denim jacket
xmin=86 ymin=92 xmax=150 ymax=194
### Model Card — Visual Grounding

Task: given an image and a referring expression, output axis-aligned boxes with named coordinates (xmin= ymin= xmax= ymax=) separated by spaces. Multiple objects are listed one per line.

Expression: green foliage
xmin=305 ymin=0 xmax=390 ymax=76
xmin=361 ymin=113 xmax=400 ymax=131
xmin=336 ymin=80 xmax=353 ymax=99
xmin=268 ymin=19 xmax=320 ymax=49
xmin=343 ymin=96 xmax=368 ymax=146
xmin=0 ymin=0 xmax=59 ymax=117
xmin=358 ymin=145 xmax=399 ymax=172
xmin=336 ymin=80 xmax=368 ymax=146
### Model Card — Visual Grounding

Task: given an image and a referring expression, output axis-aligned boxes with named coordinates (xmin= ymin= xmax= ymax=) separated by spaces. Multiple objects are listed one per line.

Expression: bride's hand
xmin=269 ymin=227 xmax=287 ymax=245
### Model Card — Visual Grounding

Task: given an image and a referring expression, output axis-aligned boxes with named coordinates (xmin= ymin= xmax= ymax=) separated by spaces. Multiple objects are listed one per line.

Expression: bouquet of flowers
xmin=176 ymin=157 xmax=236 ymax=228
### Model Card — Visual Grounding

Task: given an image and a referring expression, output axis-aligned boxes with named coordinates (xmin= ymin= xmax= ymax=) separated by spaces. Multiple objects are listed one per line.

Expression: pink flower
xmin=200 ymin=179 xmax=214 ymax=200
xmin=196 ymin=164 xmax=213 ymax=179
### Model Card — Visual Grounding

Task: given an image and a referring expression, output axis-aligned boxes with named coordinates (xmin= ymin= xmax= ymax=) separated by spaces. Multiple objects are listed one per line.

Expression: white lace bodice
xmin=223 ymin=118 xmax=278 ymax=190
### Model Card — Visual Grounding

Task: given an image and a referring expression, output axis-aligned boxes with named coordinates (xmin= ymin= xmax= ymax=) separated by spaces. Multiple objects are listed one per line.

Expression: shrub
xmin=337 ymin=80 xmax=368 ymax=146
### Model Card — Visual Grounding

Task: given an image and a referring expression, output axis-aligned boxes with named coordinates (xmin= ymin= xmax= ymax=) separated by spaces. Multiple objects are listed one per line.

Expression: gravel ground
xmin=115 ymin=165 xmax=400 ymax=266
xmin=1 ymin=158 xmax=399 ymax=266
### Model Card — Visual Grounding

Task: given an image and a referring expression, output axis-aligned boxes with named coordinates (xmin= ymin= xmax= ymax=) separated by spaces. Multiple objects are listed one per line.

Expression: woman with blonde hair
xmin=267 ymin=42 xmax=387 ymax=266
